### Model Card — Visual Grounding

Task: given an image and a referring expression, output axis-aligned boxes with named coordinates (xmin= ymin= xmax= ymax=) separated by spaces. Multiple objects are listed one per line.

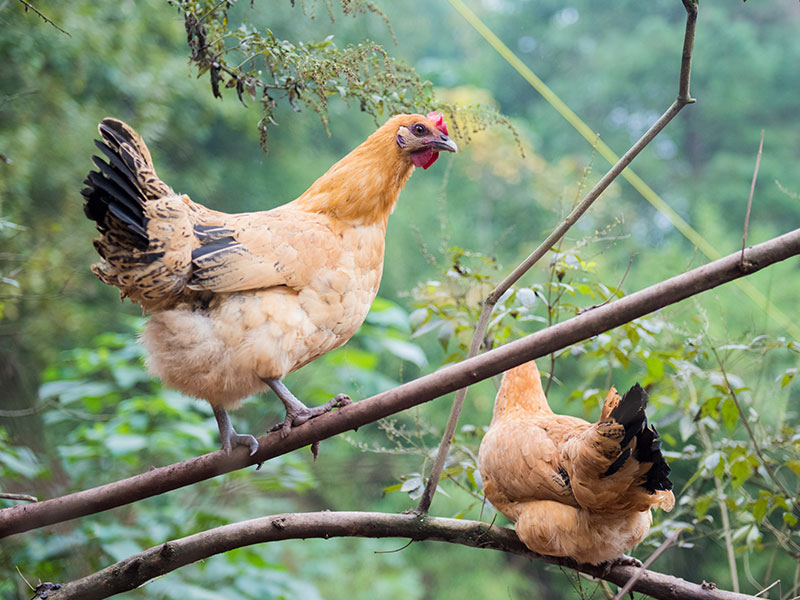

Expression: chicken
xmin=478 ymin=360 xmax=674 ymax=565
xmin=81 ymin=113 xmax=457 ymax=455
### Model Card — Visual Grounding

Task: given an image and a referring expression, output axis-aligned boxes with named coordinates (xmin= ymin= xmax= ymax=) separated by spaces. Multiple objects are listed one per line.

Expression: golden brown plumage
xmin=478 ymin=360 xmax=674 ymax=565
xmin=82 ymin=113 xmax=457 ymax=454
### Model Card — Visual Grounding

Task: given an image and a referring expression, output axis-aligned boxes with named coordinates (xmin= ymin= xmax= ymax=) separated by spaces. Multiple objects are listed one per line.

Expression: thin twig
xmin=579 ymin=253 xmax=635 ymax=315
xmin=754 ymin=579 xmax=780 ymax=598
xmin=415 ymin=0 xmax=700 ymax=515
xmin=611 ymin=529 xmax=681 ymax=600
xmin=0 ymin=404 xmax=46 ymax=417
xmin=741 ymin=130 xmax=765 ymax=265
xmin=0 ymin=493 xmax=38 ymax=502
xmin=16 ymin=0 xmax=70 ymax=36
xmin=699 ymin=420 xmax=740 ymax=593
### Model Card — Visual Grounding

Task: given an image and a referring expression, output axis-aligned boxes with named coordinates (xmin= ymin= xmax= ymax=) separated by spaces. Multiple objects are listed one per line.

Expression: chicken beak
xmin=433 ymin=134 xmax=458 ymax=153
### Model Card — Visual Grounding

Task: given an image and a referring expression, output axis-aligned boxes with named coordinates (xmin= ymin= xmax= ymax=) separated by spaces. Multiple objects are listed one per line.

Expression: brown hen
xmin=478 ymin=360 xmax=674 ymax=565
xmin=82 ymin=113 xmax=457 ymax=454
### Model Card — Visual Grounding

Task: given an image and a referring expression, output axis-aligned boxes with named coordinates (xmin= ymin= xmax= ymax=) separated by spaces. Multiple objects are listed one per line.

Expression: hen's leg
xmin=262 ymin=378 xmax=351 ymax=437
xmin=213 ymin=407 xmax=259 ymax=456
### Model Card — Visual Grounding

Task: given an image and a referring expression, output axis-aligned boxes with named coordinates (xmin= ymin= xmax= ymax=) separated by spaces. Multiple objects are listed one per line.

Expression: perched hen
xmin=478 ymin=360 xmax=674 ymax=565
xmin=82 ymin=113 xmax=457 ymax=455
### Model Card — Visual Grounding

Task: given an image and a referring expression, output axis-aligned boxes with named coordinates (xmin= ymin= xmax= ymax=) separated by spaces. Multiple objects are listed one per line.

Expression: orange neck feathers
xmin=292 ymin=118 xmax=416 ymax=227
xmin=492 ymin=360 xmax=553 ymax=421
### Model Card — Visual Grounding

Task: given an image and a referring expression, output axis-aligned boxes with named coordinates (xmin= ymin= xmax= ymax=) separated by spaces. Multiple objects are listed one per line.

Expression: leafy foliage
xmin=173 ymin=0 xmax=515 ymax=150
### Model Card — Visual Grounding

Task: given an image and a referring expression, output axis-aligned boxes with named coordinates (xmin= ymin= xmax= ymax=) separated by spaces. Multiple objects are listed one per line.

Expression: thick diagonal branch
xmin=2 ymin=229 xmax=798 ymax=539
xmin=415 ymin=0 xmax=698 ymax=514
xmin=36 ymin=511 xmax=759 ymax=600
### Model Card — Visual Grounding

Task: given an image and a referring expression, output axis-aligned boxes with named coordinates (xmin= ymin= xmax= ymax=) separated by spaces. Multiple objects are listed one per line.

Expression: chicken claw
xmin=264 ymin=378 xmax=351 ymax=437
xmin=214 ymin=408 xmax=260 ymax=456
xmin=597 ymin=554 xmax=643 ymax=578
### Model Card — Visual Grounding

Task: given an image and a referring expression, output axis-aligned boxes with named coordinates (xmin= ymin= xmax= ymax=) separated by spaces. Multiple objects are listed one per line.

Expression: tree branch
xmin=3 ymin=229 xmax=799 ymax=539
xmin=415 ymin=0 xmax=699 ymax=514
xmin=16 ymin=0 xmax=70 ymax=36
xmin=35 ymin=511 xmax=760 ymax=600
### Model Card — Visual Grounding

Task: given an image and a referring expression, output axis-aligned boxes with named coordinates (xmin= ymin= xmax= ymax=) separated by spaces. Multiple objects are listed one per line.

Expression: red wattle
xmin=412 ymin=148 xmax=439 ymax=169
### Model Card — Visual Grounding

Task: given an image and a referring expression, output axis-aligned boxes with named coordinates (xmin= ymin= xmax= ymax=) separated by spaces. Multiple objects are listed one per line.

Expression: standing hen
xmin=82 ymin=113 xmax=457 ymax=455
xmin=478 ymin=360 xmax=674 ymax=565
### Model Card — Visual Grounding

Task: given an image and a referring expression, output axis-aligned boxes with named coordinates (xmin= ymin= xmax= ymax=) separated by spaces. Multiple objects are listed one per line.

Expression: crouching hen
xmin=82 ymin=113 xmax=457 ymax=455
xmin=478 ymin=360 xmax=674 ymax=566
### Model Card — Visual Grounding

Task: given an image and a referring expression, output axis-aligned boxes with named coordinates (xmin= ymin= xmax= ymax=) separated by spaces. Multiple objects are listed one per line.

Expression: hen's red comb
xmin=427 ymin=112 xmax=449 ymax=136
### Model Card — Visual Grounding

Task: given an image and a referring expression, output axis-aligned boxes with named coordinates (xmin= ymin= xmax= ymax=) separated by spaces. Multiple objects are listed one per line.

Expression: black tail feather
xmin=82 ymin=123 xmax=151 ymax=250
xmin=609 ymin=383 xmax=648 ymax=449
xmin=636 ymin=424 xmax=673 ymax=492
xmin=89 ymin=154 xmax=145 ymax=222
xmin=604 ymin=383 xmax=673 ymax=492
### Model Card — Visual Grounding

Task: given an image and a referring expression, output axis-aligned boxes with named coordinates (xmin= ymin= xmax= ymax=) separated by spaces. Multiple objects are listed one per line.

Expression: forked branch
xmin=415 ymin=0 xmax=699 ymax=514
xmin=35 ymin=511 xmax=760 ymax=600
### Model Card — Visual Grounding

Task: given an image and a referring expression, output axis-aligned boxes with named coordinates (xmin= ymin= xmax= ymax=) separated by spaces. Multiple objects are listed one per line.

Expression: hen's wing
xmin=479 ymin=414 xmax=584 ymax=518
xmin=187 ymin=206 xmax=340 ymax=294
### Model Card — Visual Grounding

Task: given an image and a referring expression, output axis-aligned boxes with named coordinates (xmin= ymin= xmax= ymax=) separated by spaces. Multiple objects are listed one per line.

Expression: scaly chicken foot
xmin=263 ymin=378 xmax=351 ymax=438
xmin=596 ymin=554 xmax=643 ymax=578
xmin=214 ymin=407 xmax=259 ymax=456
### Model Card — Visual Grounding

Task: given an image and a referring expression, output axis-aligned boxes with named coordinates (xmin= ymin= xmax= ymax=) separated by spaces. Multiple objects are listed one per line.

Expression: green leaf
xmin=783 ymin=512 xmax=798 ymax=527
xmin=382 ymin=483 xmax=402 ymax=495
xmin=752 ymin=496 xmax=769 ymax=522
xmin=104 ymin=433 xmax=148 ymax=456
xmin=704 ymin=451 xmax=722 ymax=473
xmin=787 ymin=460 xmax=800 ymax=478
xmin=695 ymin=496 xmax=713 ymax=520
xmin=408 ymin=308 xmax=428 ymax=330
xmin=611 ymin=347 xmax=630 ymax=369
xmin=379 ymin=338 xmax=427 ymax=368
xmin=644 ymin=355 xmax=664 ymax=380
xmin=781 ymin=368 xmax=797 ymax=388
xmin=437 ymin=320 xmax=455 ymax=351
xmin=730 ymin=458 xmax=753 ymax=488
xmin=0 ymin=448 xmax=42 ymax=479
xmin=721 ymin=396 xmax=739 ymax=431
xmin=366 ymin=297 xmax=410 ymax=331
xmin=516 ymin=287 xmax=537 ymax=308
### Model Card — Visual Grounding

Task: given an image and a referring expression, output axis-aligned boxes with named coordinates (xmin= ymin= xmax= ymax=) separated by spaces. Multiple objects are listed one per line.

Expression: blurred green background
xmin=2 ymin=1 xmax=799 ymax=598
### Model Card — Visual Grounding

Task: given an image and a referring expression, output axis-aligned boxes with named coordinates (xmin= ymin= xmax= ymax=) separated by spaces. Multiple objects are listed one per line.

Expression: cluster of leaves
xmin=174 ymin=0 xmax=429 ymax=149
xmin=172 ymin=0 xmax=518 ymax=151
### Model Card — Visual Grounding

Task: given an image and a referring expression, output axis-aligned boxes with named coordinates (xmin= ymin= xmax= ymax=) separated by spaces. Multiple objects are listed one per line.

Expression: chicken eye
xmin=413 ymin=124 xmax=427 ymax=136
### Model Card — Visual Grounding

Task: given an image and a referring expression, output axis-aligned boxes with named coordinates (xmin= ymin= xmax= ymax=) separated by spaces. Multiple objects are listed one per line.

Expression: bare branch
xmin=35 ymin=511 xmax=760 ymax=600
xmin=415 ymin=0 xmax=699 ymax=514
xmin=2 ymin=228 xmax=799 ymax=539
xmin=0 ymin=493 xmax=38 ymax=502
xmin=15 ymin=0 xmax=70 ymax=36
xmin=741 ymin=130 xmax=764 ymax=265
